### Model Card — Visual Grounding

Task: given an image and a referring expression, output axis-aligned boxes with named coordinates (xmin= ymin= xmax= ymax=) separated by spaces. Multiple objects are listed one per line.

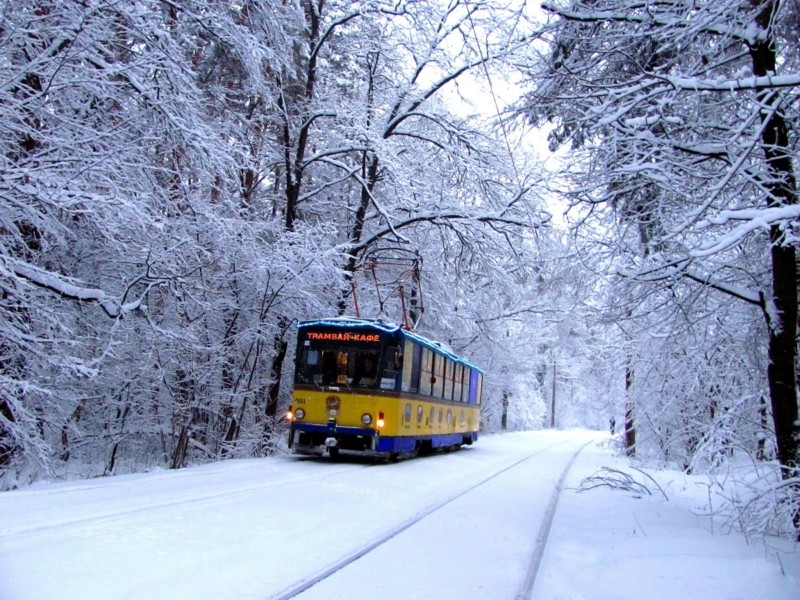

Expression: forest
xmin=1 ymin=1 xmax=797 ymax=539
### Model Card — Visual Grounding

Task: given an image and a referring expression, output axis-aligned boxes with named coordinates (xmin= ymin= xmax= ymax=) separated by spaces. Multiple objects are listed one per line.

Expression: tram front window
xmin=296 ymin=346 xmax=382 ymax=389
xmin=351 ymin=353 xmax=378 ymax=386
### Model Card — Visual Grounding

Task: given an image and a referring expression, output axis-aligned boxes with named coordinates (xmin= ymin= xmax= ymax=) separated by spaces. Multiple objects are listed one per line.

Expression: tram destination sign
xmin=305 ymin=331 xmax=381 ymax=343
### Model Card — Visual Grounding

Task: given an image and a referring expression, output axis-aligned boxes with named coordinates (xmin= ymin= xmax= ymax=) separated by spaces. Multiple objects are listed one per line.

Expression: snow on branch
xmin=351 ymin=209 xmax=539 ymax=254
xmin=577 ymin=466 xmax=669 ymax=501
xmin=664 ymin=74 xmax=800 ymax=93
xmin=309 ymin=3 xmax=407 ymax=66
xmin=541 ymin=2 xmax=744 ymax=40
xmin=298 ymin=160 xmax=361 ymax=204
xmin=300 ymin=145 xmax=369 ymax=170
xmin=682 ymin=268 xmax=764 ymax=306
xmin=298 ymin=111 xmax=338 ymax=134
xmin=9 ymin=260 xmax=163 ymax=319
xmin=618 ymin=258 xmax=764 ymax=306
xmin=693 ymin=205 xmax=800 ymax=257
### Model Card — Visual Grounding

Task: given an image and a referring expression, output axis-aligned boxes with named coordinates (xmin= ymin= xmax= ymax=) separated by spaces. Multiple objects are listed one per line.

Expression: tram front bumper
xmin=289 ymin=424 xmax=378 ymax=453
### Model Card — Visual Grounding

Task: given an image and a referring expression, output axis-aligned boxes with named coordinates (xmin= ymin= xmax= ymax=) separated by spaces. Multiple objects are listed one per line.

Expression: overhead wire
xmin=465 ymin=1 xmax=524 ymax=190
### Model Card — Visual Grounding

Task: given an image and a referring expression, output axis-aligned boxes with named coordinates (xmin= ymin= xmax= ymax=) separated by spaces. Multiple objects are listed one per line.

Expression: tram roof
xmin=297 ymin=317 xmax=484 ymax=373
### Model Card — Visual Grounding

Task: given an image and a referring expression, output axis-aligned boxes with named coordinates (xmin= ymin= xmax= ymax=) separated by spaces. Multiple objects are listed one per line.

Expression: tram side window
xmin=380 ymin=346 xmax=401 ymax=391
xmin=461 ymin=366 xmax=471 ymax=402
xmin=454 ymin=363 xmax=463 ymax=402
xmin=420 ymin=347 xmax=433 ymax=396
xmin=401 ymin=340 xmax=421 ymax=393
xmin=432 ymin=352 xmax=444 ymax=398
xmin=443 ymin=359 xmax=454 ymax=400
xmin=468 ymin=369 xmax=484 ymax=404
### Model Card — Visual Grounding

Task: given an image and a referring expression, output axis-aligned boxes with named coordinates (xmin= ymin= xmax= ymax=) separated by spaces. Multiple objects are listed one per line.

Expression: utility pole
xmin=550 ymin=355 xmax=556 ymax=428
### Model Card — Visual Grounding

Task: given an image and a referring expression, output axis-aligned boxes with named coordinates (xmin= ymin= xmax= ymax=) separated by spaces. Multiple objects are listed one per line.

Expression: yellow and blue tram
xmin=286 ymin=317 xmax=483 ymax=458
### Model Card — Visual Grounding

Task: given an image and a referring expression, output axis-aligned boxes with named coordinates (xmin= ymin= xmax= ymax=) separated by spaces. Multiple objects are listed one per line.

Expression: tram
xmin=286 ymin=317 xmax=483 ymax=459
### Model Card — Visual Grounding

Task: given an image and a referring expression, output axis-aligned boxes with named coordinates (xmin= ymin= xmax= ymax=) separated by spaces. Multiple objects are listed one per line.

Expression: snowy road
xmin=289 ymin=436 xmax=590 ymax=599
xmin=0 ymin=430 xmax=598 ymax=600
xmin=3 ymin=429 xmax=796 ymax=600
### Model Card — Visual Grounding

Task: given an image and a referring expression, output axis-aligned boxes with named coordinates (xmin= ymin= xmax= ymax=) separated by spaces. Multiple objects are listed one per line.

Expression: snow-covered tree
xmin=0 ymin=0 xmax=556 ymax=484
xmin=520 ymin=0 xmax=798 ymax=473
xmin=517 ymin=0 xmax=799 ymax=535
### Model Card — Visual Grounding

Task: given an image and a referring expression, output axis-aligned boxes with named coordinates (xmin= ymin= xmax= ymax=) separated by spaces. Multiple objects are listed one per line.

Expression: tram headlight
xmin=361 ymin=413 xmax=372 ymax=425
xmin=286 ymin=409 xmax=293 ymax=421
xmin=295 ymin=408 xmax=305 ymax=420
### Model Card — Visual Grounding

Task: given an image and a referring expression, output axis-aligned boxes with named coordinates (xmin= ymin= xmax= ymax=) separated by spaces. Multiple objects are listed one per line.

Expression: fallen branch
xmin=577 ymin=466 xmax=669 ymax=501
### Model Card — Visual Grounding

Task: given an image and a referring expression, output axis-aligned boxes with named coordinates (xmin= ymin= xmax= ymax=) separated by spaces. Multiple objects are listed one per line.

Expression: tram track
xmin=269 ymin=439 xmax=590 ymax=600
xmin=0 ymin=432 xmax=600 ymax=600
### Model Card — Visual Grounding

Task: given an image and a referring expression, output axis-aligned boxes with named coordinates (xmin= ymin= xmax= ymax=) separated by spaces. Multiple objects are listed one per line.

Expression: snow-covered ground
xmin=0 ymin=429 xmax=796 ymax=600
xmin=535 ymin=436 xmax=799 ymax=599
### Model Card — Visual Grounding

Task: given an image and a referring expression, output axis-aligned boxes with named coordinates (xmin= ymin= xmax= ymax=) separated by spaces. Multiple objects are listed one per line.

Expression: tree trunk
xmin=0 ymin=399 xmax=16 ymax=468
xmin=764 ymin=246 xmax=799 ymax=473
xmin=624 ymin=361 xmax=636 ymax=457
xmin=265 ymin=317 xmax=289 ymax=421
xmin=550 ymin=357 xmax=556 ymax=428
xmin=171 ymin=425 xmax=190 ymax=470
xmin=337 ymin=153 xmax=380 ymax=316
xmin=750 ymin=0 xmax=799 ymax=477
xmin=757 ymin=395 xmax=768 ymax=461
